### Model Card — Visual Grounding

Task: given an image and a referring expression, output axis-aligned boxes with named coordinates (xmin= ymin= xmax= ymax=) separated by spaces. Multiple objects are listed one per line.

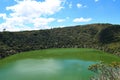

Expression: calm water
xmin=0 ymin=59 xmax=96 ymax=80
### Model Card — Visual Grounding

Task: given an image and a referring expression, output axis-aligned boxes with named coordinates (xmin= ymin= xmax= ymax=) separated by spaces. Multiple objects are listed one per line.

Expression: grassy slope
xmin=0 ymin=48 xmax=120 ymax=65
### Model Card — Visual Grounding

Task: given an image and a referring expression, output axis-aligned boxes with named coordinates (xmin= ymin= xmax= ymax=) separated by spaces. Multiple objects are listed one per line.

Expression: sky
xmin=0 ymin=0 xmax=120 ymax=31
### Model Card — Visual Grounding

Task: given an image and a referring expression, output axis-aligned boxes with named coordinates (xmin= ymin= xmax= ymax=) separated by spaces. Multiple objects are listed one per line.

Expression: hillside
xmin=0 ymin=23 xmax=120 ymax=59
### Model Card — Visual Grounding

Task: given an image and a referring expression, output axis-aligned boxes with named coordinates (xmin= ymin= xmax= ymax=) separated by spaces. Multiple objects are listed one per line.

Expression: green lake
xmin=0 ymin=48 xmax=120 ymax=80
xmin=0 ymin=59 xmax=96 ymax=80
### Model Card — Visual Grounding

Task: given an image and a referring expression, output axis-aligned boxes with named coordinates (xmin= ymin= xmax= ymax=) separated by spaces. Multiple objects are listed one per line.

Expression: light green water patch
xmin=0 ymin=59 xmax=96 ymax=80
xmin=0 ymin=48 xmax=120 ymax=65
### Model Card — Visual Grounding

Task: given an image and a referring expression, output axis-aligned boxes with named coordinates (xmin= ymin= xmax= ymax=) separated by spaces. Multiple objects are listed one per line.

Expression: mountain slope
xmin=0 ymin=23 xmax=120 ymax=58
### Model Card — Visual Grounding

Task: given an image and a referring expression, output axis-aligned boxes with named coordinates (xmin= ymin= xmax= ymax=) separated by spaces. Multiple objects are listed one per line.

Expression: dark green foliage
xmin=0 ymin=23 xmax=120 ymax=59
xmin=99 ymin=25 xmax=120 ymax=44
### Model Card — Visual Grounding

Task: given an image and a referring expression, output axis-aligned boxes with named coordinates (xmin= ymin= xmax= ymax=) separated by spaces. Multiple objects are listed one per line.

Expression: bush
xmin=89 ymin=62 xmax=120 ymax=80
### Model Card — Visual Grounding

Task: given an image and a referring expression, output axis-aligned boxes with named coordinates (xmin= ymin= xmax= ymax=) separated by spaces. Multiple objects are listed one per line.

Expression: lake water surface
xmin=0 ymin=59 xmax=96 ymax=80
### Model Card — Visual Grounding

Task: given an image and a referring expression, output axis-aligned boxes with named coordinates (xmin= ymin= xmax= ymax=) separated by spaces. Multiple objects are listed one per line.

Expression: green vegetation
xmin=89 ymin=62 xmax=120 ymax=80
xmin=0 ymin=48 xmax=120 ymax=65
xmin=0 ymin=23 xmax=119 ymax=80
xmin=0 ymin=23 xmax=120 ymax=58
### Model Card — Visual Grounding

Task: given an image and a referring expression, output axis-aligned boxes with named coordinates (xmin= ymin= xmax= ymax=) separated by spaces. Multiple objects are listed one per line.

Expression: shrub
xmin=89 ymin=62 xmax=120 ymax=80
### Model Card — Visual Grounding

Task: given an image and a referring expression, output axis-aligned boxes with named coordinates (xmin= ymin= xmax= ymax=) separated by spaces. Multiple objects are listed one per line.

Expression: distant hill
xmin=0 ymin=23 xmax=120 ymax=58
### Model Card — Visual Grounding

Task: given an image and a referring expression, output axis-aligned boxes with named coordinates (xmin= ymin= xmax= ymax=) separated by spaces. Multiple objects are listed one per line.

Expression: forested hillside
xmin=0 ymin=23 xmax=120 ymax=58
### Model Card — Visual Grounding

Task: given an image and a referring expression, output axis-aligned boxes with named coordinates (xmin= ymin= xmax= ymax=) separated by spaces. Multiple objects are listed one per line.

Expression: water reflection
xmin=14 ymin=59 xmax=62 ymax=74
xmin=0 ymin=59 xmax=96 ymax=80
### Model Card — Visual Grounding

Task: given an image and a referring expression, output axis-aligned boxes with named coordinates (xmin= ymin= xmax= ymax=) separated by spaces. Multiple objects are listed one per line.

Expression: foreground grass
xmin=0 ymin=48 xmax=120 ymax=65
